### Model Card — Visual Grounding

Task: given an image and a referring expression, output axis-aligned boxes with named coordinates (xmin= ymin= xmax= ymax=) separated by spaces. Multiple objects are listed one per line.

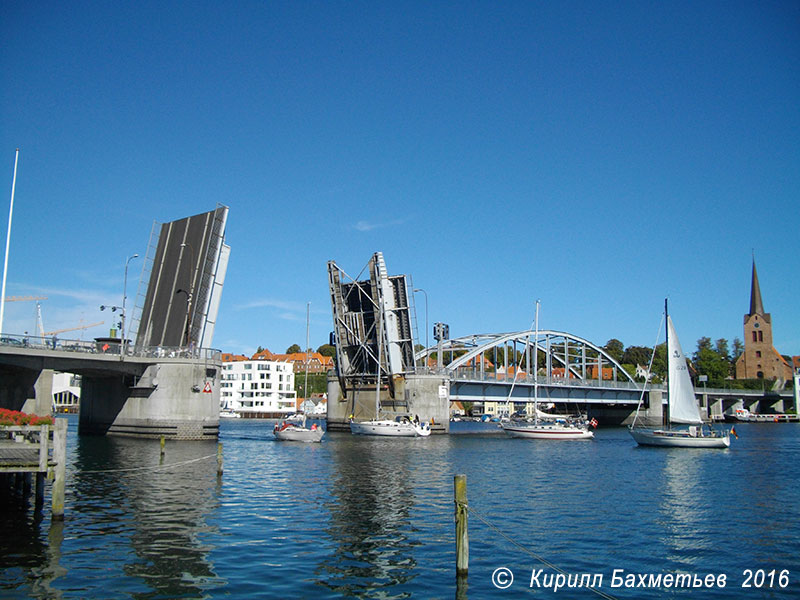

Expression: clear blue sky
xmin=1 ymin=1 xmax=798 ymax=358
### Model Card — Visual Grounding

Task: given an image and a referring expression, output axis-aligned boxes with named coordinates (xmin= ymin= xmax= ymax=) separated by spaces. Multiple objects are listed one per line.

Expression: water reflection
xmin=658 ymin=450 xmax=718 ymax=567
xmin=320 ymin=435 xmax=421 ymax=598
xmin=0 ymin=486 xmax=54 ymax=596
xmin=70 ymin=435 xmax=222 ymax=598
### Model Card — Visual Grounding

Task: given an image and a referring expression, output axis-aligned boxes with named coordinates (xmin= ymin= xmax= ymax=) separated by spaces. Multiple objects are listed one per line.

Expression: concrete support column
xmin=0 ymin=366 xmax=41 ymax=413
xmin=79 ymin=362 xmax=220 ymax=440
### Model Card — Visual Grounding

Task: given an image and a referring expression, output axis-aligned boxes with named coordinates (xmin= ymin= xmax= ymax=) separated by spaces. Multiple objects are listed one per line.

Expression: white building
xmin=220 ymin=358 xmax=297 ymax=417
xmin=52 ymin=371 xmax=81 ymax=413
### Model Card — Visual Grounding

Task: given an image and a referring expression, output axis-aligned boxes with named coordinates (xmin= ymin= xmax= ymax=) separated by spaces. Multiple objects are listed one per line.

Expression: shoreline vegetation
xmin=281 ymin=338 xmax=790 ymax=396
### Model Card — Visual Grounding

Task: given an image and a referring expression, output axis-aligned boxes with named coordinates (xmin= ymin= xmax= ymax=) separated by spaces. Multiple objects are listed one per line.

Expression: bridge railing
xmin=0 ymin=333 xmax=221 ymax=362
xmin=447 ymin=368 xmax=649 ymax=391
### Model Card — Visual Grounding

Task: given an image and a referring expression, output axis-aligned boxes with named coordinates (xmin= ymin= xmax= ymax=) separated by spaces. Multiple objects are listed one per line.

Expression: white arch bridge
xmin=416 ymin=330 xmax=648 ymax=411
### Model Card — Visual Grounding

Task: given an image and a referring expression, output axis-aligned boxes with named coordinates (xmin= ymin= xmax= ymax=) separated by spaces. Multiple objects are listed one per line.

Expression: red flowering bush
xmin=0 ymin=408 xmax=54 ymax=427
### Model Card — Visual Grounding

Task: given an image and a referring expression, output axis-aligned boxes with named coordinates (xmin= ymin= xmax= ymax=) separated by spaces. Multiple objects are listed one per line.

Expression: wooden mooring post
xmin=51 ymin=418 xmax=67 ymax=519
xmin=454 ymin=473 xmax=469 ymax=576
xmin=216 ymin=442 xmax=223 ymax=477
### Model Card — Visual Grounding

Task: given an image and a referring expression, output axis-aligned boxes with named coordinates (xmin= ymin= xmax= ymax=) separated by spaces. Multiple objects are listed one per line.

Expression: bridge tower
xmin=79 ymin=206 xmax=229 ymax=439
xmin=327 ymin=252 xmax=449 ymax=431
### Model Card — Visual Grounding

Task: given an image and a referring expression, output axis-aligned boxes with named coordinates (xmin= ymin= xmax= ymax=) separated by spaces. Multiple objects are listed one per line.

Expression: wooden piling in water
xmin=51 ymin=418 xmax=67 ymax=520
xmin=216 ymin=442 xmax=223 ymax=477
xmin=454 ymin=473 xmax=469 ymax=576
xmin=159 ymin=436 xmax=166 ymax=463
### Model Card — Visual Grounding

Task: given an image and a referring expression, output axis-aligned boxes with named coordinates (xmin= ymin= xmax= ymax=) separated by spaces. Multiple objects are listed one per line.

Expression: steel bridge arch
xmin=415 ymin=330 xmax=637 ymax=384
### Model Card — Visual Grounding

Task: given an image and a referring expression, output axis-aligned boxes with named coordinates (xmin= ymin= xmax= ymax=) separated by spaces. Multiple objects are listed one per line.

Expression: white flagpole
xmin=0 ymin=149 xmax=20 ymax=335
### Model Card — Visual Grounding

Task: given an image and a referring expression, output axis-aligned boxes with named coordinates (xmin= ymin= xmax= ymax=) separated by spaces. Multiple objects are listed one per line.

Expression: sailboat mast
xmin=664 ymin=298 xmax=670 ymax=427
xmin=0 ymin=149 xmax=19 ymax=335
xmin=533 ymin=299 xmax=540 ymax=421
xmin=375 ymin=308 xmax=382 ymax=419
xmin=304 ymin=301 xmax=310 ymax=409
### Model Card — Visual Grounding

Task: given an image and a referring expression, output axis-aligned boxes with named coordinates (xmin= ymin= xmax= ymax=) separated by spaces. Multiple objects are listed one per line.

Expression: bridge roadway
xmin=0 ymin=335 xmax=222 ymax=440
xmin=447 ymin=370 xmax=795 ymax=423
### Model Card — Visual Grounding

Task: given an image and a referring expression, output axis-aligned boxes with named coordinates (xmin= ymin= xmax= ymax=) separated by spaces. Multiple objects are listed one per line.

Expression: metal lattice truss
xmin=328 ymin=252 xmax=416 ymax=398
xmin=416 ymin=330 xmax=637 ymax=385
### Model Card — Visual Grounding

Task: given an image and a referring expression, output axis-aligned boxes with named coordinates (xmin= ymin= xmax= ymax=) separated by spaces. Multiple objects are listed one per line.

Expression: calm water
xmin=2 ymin=416 xmax=799 ymax=599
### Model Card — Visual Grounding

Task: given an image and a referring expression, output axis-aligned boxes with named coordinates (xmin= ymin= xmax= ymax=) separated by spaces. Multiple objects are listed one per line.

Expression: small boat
xmin=501 ymin=300 xmax=595 ymax=441
xmin=273 ymin=302 xmax=326 ymax=443
xmin=724 ymin=408 xmax=799 ymax=423
xmin=350 ymin=416 xmax=431 ymax=437
xmin=219 ymin=409 xmax=241 ymax=419
xmin=349 ymin=307 xmax=432 ymax=438
xmin=503 ymin=419 xmax=595 ymax=440
xmin=274 ymin=416 xmax=325 ymax=442
xmin=629 ymin=300 xmax=732 ymax=449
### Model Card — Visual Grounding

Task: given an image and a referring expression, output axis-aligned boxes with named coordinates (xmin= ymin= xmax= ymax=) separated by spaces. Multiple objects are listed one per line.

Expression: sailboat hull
xmin=630 ymin=428 xmax=730 ymax=448
xmin=502 ymin=423 xmax=594 ymax=440
xmin=273 ymin=425 xmax=325 ymax=443
xmin=350 ymin=420 xmax=431 ymax=437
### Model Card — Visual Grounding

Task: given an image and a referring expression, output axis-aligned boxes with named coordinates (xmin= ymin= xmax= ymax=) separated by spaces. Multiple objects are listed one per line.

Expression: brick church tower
xmin=735 ymin=260 xmax=792 ymax=381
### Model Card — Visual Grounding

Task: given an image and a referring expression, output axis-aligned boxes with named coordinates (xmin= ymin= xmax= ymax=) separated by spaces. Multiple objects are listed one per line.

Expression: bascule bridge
xmin=0 ymin=206 xmax=230 ymax=440
xmin=326 ymin=252 xmax=659 ymax=433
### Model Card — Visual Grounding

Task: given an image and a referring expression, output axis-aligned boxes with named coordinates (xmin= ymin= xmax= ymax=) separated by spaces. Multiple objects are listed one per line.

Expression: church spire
xmin=749 ymin=258 xmax=765 ymax=316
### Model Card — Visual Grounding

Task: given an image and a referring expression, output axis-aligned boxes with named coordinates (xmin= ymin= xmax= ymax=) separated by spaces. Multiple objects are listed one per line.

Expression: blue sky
xmin=1 ymin=1 xmax=798 ymax=358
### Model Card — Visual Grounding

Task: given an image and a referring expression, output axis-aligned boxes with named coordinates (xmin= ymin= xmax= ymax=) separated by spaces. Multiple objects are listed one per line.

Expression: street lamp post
xmin=176 ymin=288 xmax=193 ymax=349
xmin=121 ymin=253 xmax=139 ymax=356
xmin=413 ymin=288 xmax=428 ymax=367
xmin=179 ymin=242 xmax=196 ymax=350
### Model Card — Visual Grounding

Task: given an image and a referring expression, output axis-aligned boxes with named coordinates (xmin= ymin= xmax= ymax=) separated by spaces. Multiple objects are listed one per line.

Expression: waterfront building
xmin=251 ymin=348 xmax=334 ymax=374
xmin=220 ymin=356 xmax=297 ymax=417
xmin=735 ymin=259 xmax=793 ymax=381
xmin=52 ymin=372 xmax=81 ymax=413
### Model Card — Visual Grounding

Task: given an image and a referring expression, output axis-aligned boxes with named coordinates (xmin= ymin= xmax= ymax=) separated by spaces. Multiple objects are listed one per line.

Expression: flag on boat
xmin=731 ymin=426 xmax=738 ymax=439
xmin=590 ymin=418 xmax=598 ymax=428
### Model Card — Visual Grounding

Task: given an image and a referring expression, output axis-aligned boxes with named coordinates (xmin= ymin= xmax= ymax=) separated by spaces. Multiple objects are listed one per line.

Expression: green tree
xmin=693 ymin=337 xmax=729 ymax=382
xmin=714 ymin=338 xmax=730 ymax=361
xmin=652 ymin=343 xmax=667 ymax=382
xmin=623 ymin=346 xmax=652 ymax=368
xmin=603 ymin=339 xmax=624 ymax=363
xmin=732 ymin=338 xmax=744 ymax=363
xmin=286 ymin=344 xmax=301 ymax=354
xmin=316 ymin=344 xmax=335 ymax=357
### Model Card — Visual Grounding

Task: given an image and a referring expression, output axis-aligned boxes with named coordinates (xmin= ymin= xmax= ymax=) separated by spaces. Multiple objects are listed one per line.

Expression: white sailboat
xmin=349 ymin=308 xmax=430 ymax=437
xmin=274 ymin=413 xmax=325 ymax=442
xmin=501 ymin=301 xmax=595 ymax=440
xmin=274 ymin=303 xmax=325 ymax=443
xmin=629 ymin=301 xmax=731 ymax=449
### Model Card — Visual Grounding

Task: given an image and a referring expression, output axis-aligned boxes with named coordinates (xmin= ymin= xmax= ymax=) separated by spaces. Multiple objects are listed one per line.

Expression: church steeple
xmin=736 ymin=258 xmax=790 ymax=381
xmin=749 ymin=258 xmax=765 ymax=316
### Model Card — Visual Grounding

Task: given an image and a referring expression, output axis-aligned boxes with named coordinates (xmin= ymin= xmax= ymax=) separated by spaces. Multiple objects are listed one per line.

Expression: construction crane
xmin=43 ymin=321 xmax=104 ymax=337
xmin=4 ymin=295 xmax=48 ymax=302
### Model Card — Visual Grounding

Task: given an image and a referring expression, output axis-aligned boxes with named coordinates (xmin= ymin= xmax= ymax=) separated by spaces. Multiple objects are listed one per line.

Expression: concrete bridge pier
xmin=0 ymin=365 xmax=47 ymax=415
xmin=79 ymin=362 xmax=220 ymax=440
xmin=327 ymin=373 xmax=450 ymax=433
xmin=625 ymin=389 xmax=664 ymax=427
